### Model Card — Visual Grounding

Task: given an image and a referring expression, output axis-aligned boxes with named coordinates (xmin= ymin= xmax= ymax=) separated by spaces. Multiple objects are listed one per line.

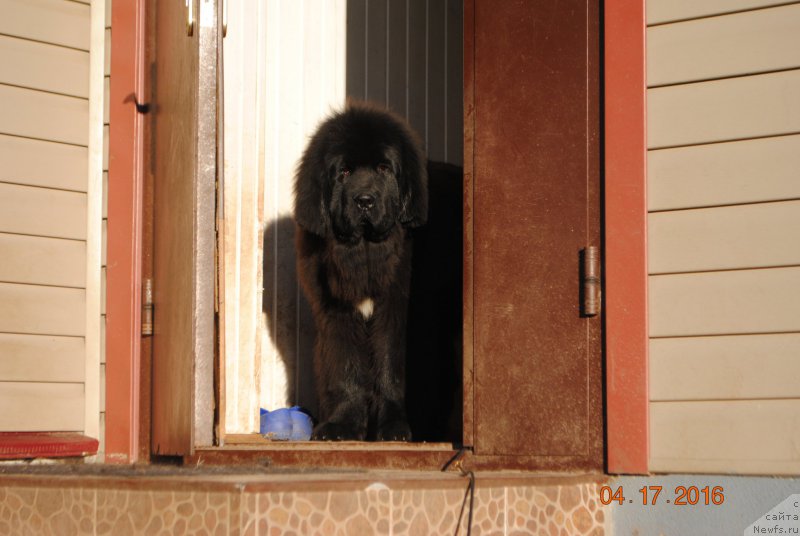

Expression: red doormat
xmin=0 ymin=433 xmax=98 ymax=460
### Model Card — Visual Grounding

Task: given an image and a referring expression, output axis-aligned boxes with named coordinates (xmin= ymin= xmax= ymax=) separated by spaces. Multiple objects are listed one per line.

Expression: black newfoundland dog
xmin=294 ymin=103 xmax=427 ymax=441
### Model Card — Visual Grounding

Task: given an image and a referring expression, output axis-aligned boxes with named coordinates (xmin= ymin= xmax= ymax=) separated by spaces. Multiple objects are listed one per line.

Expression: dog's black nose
xmin=355 ymin=194 xmax=375 ymax=210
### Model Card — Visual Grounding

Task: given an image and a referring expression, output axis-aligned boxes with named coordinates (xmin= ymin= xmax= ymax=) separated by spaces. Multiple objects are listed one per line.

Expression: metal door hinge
xmin=582 ymin=246 xmax=601 ymax=317
xmin=142 ymin=278 xmax=154 ymax=336
xmin=186 ymin=0 xmax=194 ymax=36
xmin=223 ymin=0 xmax=228 ymax=37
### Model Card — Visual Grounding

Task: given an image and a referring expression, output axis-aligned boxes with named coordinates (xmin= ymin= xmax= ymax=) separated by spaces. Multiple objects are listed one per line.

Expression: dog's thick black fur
xmin=294 ymin=104 xmax=427 ymax=441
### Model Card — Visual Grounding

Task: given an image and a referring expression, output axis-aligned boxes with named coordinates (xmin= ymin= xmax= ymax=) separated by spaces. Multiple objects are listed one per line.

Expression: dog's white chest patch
xmin=356 ymin=298 xmax=374 ymax=320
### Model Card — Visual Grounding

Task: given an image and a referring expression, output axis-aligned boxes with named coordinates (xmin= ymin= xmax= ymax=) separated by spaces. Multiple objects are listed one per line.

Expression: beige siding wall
xmin=647 ymin=1 xmax=800 ymax=474
xmin=0 ymin=0 xmax=104 ymax=448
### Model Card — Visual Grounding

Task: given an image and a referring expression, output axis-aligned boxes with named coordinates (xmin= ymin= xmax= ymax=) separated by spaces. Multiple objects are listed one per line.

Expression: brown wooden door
xmin=150 ymin=0 xmax=220 ymax=455
xmin=464 ymin=0 xmax=603 ymax=470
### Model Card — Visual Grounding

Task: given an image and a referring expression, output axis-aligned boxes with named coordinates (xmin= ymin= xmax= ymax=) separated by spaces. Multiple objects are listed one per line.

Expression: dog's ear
xmin=293 ymin=136 xmax=330 ymax=236
xmin=399 ymin=136 xmax=428 ymax=228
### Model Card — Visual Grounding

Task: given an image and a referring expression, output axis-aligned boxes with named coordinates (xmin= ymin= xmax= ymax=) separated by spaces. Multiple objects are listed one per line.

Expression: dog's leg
xmin=375 ymin=375 xmax=412 ymax=442
xmin=372 ymin=291 xmax=412 ymax=442
xmin=311 ymin=312 xmax=371 ymax=441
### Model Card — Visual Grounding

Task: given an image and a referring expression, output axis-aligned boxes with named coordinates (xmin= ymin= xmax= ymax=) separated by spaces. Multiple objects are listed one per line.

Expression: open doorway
xmin=219 ymin=0 xmax=464 ymax=444
xmin=148 ymin=0 xmax=603 ymax=469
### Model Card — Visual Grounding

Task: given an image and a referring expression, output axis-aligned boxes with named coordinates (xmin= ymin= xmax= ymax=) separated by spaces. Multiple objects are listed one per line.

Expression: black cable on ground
xmin=442 ymin=448 xmax=475 ymax=536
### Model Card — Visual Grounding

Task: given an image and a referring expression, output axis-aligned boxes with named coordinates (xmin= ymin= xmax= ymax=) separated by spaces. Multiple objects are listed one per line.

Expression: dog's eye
xmin=376 ymin=163 xmax=391 ymax=173
xmin=340 ymin=167 xmax=351 ymax=177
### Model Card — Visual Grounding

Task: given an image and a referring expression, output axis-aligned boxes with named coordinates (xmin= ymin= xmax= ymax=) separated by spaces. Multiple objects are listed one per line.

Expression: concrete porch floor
xmin=0 ymin=465 xmax=607 ymax=535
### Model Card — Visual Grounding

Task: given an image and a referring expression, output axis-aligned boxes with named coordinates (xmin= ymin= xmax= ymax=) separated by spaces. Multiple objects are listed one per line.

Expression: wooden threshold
xmin=190 ymin=436 xmax=459 ymax=470
xmin=222 ymin=434 xmax=454 ymax=450
xmin=200 ymin=436 xmax=608 ymax=473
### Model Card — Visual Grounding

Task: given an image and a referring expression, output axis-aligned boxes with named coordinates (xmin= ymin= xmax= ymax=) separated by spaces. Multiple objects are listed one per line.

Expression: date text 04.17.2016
xmin=599 ymin=485 xmax=725 ymax=506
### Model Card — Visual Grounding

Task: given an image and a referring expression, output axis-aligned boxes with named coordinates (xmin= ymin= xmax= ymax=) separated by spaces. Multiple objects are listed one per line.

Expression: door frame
xmin=604 ymin=0 xmax=649 ymax=475
xmin=106 ymin=0 xmax=650 ymax=470
xmin=105 ymin=0 xmax=146 ymax=464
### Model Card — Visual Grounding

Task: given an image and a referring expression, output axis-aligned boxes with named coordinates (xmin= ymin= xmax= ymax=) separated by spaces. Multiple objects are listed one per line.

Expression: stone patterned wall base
xmin=0 ymin=472 xmax=606 ymax=535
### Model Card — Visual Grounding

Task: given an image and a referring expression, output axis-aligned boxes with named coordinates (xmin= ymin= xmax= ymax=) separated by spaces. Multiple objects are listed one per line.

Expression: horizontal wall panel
xmin=0 ymin=183 xmax=87 ymax=240
xmin=650 ymin=333 xmax=800 ymax=400
xmin=0 ymin=233 xmax=86 ymax=287
xmin=647 ymin=0 xmax=793 ymax=25
xmin=100 ymin=267 xmax=105 ymax=315
xmin=650 ymin=266 xmax=800 ymax=337
xmin=0 ymin=134 xmax=87 ymax=191
xmin=100 ymin=363 xmax=105 ymax=412
xmin=0 ymin=85 xmax=88 ymax=146
xmin=102 ymin=172 xmax=108 ymax=217
xmin=103 ymin=76 xmax=110 ymax=124
xmin=648 ymin=70 xmax=800 ymax=149
xmin=648 ymin=134 xmax=800 ymax=211
xmin=100 ymin=314 xmax=106 ymax=365
xmin=103 ymin=124 xmax=108 ymax=170
xmin=649 ymin=200 xmax=800 ymax=273
xmin=0 ymin=382 xmax=83 ymax=432
xmin=648 ymin=4 xmax=800 ymax=86
xmin=651 ymin=399 xmax=800 ymax=474
xmin=104 ymin=28 xmax=111 ymax=76
xmin=0 ymin=35 xmax=90 ymax=97
xmin=0 ymin=0 xmax=90 ymax=51
xmin=101 ymin=219 xmax=107 ymax=266
xmin=0 ymin=333 xmax=84 ymax=382
xmin=0 ymin=282 xmax=85 ymax=336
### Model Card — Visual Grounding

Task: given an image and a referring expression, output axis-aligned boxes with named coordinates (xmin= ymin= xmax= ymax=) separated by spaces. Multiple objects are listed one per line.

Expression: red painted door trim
xmin=106 ymin=0 xmax=146 ymax=463
xmin=604 ymin=0 xmax=649 ymax=474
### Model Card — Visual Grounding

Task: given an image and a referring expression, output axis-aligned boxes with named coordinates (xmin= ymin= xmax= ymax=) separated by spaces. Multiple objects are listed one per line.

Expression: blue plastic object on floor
xmin=259 ymin=407 xmax=312 ymax=441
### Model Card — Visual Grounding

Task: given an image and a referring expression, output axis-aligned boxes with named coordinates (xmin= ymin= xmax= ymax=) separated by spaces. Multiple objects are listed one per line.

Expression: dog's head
xmin=294 ymin=104 xmax=428 ymax=242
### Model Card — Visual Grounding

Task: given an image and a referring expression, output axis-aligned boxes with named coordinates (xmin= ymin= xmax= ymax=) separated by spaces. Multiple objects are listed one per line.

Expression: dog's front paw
xmin=377 ymin=420 xmax=412 ymax=442
xmin=311 ymin=421 xmax=365 ymax=441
